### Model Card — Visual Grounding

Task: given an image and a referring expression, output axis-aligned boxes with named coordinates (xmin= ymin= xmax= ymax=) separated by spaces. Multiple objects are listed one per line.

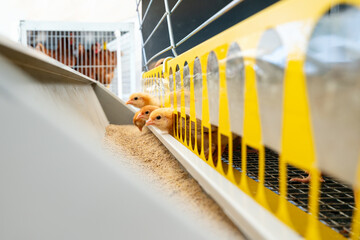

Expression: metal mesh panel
xmin=27 ymin=30 xmax=117 ymax=83
xmin=222 ymin=147 xmax=356 ymax=238
xmin=136 ymin=0 xmax=279 ymax=70
xmin=20 ymin=22 xmax=135 ymax=99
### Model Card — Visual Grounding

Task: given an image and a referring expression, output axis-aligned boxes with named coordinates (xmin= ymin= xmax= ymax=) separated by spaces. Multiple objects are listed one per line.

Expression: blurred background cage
xmin=19 ymin=21 xmax=136 ymax=99
xmin=139 ymin=0 xmax=360 ymax=239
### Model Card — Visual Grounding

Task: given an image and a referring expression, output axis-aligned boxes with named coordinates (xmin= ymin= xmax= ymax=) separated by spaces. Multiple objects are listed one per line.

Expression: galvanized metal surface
xmin=207 ymin=51 xmax=220 ymax=127
xmin=193 ymin=57 xmax=203 ymax=120
xmin=305 ymin=5 xmax=360 ymax=186
xmin=256 ymin=28 xmax=286 ymax=152
xmin=226 ymin=42 xmax=245 ymax=136
xmin=0 ymin=36 xmax=210 ymax=240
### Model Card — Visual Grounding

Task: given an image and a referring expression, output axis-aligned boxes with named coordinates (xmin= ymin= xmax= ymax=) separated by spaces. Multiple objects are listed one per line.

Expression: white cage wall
xmin=19 ymin=21 xmax=136 ymax=99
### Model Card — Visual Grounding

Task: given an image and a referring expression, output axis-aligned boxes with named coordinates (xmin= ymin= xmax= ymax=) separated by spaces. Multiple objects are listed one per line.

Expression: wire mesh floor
xmin=221 ymin=144 xmax=355 ymax=238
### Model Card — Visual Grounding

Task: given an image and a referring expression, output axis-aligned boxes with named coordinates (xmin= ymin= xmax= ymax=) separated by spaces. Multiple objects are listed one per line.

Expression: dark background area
xmin=141 ymin=0 xmax=279 ymax=70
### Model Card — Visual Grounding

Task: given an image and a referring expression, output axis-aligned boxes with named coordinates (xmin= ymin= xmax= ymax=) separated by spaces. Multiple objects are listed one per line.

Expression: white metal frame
xmin=19 ymin=20 xmax=136 ymax=99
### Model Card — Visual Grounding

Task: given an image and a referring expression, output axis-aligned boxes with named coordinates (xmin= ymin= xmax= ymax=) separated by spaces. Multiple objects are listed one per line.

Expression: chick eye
xmin=134 ymin=97 xmax=138 ymax=100
xmin=156 ymin=116 xmax=161 ymax=120
xmin=145 ymin=111 xmax=149 ymax=114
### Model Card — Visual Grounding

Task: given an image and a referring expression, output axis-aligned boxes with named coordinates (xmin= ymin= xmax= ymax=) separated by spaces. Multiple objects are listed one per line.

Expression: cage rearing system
xmin=140 ymin=0 xmax=360 ymax=239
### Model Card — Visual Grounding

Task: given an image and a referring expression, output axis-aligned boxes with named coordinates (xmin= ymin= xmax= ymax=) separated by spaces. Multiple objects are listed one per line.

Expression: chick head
xmin=145 ymin=108 xmax=173 ymax=132
xmin=126 ymin=92 xmax=151 ymax=108
xmin=137 ymin=105 xmax=159 ymax=120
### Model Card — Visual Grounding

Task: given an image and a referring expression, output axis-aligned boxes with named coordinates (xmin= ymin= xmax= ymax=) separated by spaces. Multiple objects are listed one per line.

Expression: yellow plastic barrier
xmin=142 ymin=0 xmax=360 ymax=239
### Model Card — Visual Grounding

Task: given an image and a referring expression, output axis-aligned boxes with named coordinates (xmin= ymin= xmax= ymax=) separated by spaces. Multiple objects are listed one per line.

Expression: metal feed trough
xmin=0 ymin=36 xmax=216 ymax=240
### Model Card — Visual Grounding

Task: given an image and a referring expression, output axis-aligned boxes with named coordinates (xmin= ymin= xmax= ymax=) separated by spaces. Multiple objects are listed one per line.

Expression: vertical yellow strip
xmin=154 ymin=75 xmax=157 ymax=96
xmin=256 ymin=146 xmax=270 ymax=210
xmin=276 ymin=157 xmax=295 ymax=229
xmin=164 ymin=69 xmax=171 ymax=108
xmin=240 ymin=139 xmax=249 ymax=193
xmin=156 ymin=74 xmax=158 ymax=98
xmin=241 ymin=61 xmax=262 ymax=194
xmin=217 ymin=45 xmax=230 ymax=176
xmin=242 ymin=61 xmax=262 ymax=149
xmin=282 ymin=60 xmax=315 ymax=170
xmin=281 ymin=51 xmax=318 ymax=236
xmin=180 ymin=66 xmax=186 ymax=145
xmin=162 ymin=60 xmax=171 ymax=108
xmin=189 ymin=60 xmax=197 ymax=154
xmin=201 ymin=54 xmax=212 ymax=165
xmin=158 ymin=73 xmax=163 ymax=107
xmin=305 ymin=169 xmax=321 ymax=239
xmin=158 ymin=73 xmax=161 ymax=106
xmin=227 ymin=136 xmax=234 ymax=181
xmin=173 ymin=68 xmax=178 ymax=139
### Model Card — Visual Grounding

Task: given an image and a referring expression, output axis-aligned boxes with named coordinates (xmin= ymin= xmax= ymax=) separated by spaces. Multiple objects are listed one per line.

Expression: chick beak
xmin=145 ymin=119 xmax=155 ymax=126
xmin=136 ymin=113 xmax=143 ymax=120
xmin=126 ymin=100 xmax=132 ymax=105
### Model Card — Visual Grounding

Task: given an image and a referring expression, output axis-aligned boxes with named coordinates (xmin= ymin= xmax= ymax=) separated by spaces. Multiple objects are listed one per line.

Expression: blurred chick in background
xmin=148 ymin=58 xmax=165 ymax=70
xmin=35 ymin=34 xmax=80 ymax=67
xmin=95 ymin=48 xmax=117 ymax=85
xmin=77 ymin=42 xmax=117 ymax=85
xmin=290 ymin=171 xmax=324 ymax=183
xmin=133 ymin=105 xmax=159 ymax=132
xmin=126 ymin=92 xmax=160 ymax=108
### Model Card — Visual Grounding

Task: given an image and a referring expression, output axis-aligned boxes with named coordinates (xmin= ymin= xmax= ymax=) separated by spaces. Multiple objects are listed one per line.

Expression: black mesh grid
xmin=221 ymin=145 xmax=355 ymax=238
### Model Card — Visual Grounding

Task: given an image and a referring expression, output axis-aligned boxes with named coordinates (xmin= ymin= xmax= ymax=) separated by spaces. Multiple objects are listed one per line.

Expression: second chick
xmin=133 ymin=105 xmax=159 ymax=131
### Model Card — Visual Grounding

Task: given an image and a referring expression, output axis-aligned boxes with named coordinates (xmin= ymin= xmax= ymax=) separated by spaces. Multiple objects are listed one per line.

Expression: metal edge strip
xmin=147 ymin=125 xmax=302 ymax=240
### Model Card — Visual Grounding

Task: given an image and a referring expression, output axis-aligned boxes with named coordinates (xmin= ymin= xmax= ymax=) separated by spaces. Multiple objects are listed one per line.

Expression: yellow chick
xmin=126 ymin=92 xmax=160 ymax=109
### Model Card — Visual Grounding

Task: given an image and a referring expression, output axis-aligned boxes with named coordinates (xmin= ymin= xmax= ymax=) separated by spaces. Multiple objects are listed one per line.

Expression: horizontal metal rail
xmin=142 ymin=12 xmax=167 ymax=46
xmin=170 ymin=0 xmax=183 ymax=13
xmin=145 ymin=45 xmax=173 ymax=66
xmin=137 ymin=0 xmax=244 ymax=69
xmin=164 ymin=0 xmax=178 ymax=57
xmin=135 ymin=1 xmax=149 ymax=70
xmin=176 ymin=0 xmax=243 ymax=47
xmin=141 ymin=0 xmax=154 ymax=28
